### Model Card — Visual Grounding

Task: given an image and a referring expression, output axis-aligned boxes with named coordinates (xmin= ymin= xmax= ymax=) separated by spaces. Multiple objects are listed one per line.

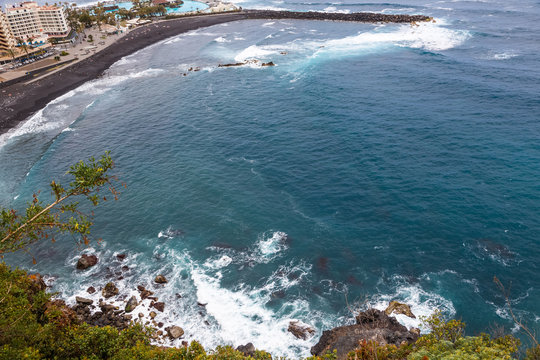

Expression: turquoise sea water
xmin=104 ymin=1 xmax=209 ymax=14
xmin=1 ymin=0 xmax=540 ymax=356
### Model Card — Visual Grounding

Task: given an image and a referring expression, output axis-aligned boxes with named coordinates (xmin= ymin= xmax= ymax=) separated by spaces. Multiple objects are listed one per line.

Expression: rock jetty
xmin=243 ymin=10 xmax=432 ymax=23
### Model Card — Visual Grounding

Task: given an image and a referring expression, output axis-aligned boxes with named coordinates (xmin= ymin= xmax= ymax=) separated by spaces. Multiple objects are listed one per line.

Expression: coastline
xmin=0 ymin=10 xmax=431 ymax=137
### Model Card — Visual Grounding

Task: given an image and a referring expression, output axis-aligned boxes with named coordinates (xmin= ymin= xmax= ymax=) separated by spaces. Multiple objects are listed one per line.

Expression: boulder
xmin=76 ymin=296 xmax=94 ymax=305
xmin=384 ymin=301 xmax=416 ymax=319
xmin=167 ymin=325 xmax=184 ymax=339
xmin=288 ymin=320 xmax=316 ymax=340
xmin=125 ymin=296 xmax=138 ymax=313
xmin=311 ymin=309 xmax=419 ymax=360
xmin=87 ymin=286 xmax=96 ymax=294
xmin=102 ymin=282 xmax=119 ymax=298
xmin=116 ymin=253 xmax=126 ymax=261
xmin=76 ymin=254 xmax=98 ymax=270
xmin=152 ymin=302 xmax=165 ymax=312
xmin=149 ymin=311 xmax=157 ymax=319
xmin=262 ymin=61 xmax=275 ymax=66
xmin=155 ymin=275 xmax=168 ymax=284
xmin=237 ymin=343 xmax=256 ymax=357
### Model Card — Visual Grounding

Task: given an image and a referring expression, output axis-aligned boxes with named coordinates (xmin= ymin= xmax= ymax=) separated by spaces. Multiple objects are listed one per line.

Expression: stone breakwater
xmin=242 ymin=10 xmax=433 ymax=23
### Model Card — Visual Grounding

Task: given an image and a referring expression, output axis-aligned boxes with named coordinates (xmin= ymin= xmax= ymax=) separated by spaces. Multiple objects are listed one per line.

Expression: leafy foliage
xmin=346 ymin=340 xmax=412 ymax=360
xmin=409 ymin=311 xmax=520 ymax=360
xmin=0 ymin=152 xmax=119 ymax=258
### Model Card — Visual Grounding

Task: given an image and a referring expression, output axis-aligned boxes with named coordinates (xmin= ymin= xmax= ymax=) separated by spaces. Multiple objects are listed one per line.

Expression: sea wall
xmin=242 ymin=10 xmax=432 ymax=23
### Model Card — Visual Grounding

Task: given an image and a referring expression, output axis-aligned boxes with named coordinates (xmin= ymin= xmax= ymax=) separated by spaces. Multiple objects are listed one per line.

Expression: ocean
xmin=1 ymin=0 xmax=539 ymax=357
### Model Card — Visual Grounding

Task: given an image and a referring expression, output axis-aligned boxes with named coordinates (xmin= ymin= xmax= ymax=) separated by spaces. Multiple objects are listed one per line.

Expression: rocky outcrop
xmin=102 ymin=282 xmax=119 ymax=298
xmin=152 ymin=301 xmax=165 ymax=312
xmin=288 ymin=320 xmax=316 ymax=340
xmin=76 ymin=254 xmax=98 ymax=270
xmin=155 ymin=275 xmax=168 ymax=284
xmin=76 ymin=296 xmax=94 ymax=305
xmin=167 ymin=325 xmax=184 ymax=339
xmin=262 ymin=61 xmax=275 ymax=67
xmin=237 ymin=343 xmax=256 ymax=357
xmin=385 ymin=301 xmax=416 ymax=318
xmin=311 ymin=309 xmax=419 ymax=359
xmin=125 ymin=296 xmax=138 ymax=313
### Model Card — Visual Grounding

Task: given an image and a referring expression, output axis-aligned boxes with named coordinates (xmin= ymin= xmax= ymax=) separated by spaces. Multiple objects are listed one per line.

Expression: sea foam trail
xmin=231 ymin=19 xmax=469 ymax=66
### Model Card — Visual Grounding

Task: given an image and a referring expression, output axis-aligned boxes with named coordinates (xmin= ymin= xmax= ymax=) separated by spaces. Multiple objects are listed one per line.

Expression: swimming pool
xmin=104 ymin=1 xmax=208 ymax=14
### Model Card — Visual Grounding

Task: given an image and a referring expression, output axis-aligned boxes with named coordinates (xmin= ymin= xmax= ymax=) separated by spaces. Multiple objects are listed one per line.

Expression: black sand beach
xmin=0 ymin=11 xmax=430 ymax=135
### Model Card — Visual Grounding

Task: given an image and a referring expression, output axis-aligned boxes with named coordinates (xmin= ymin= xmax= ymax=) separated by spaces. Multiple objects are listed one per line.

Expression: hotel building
xmin=0 ymin=11 xmax=16 ymax=51
xmin=2 ymin=2 xmax=70 ymax=44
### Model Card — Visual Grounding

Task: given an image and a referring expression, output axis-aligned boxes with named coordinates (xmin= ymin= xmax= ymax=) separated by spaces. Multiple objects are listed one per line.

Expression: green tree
xmin=0 ymin=152 xmax=119 ymax=258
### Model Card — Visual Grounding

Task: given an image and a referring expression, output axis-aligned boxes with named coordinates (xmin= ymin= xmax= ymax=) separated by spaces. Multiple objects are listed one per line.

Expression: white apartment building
xmin=0 ymin=11 xmax=15 ymax=51
xmin=3 ymin=2 xmax=69 ymax=42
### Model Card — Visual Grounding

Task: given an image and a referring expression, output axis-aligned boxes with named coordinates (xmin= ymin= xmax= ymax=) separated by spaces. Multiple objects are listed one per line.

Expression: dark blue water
xmin=1 ymin=0 xmax=539 ymax=356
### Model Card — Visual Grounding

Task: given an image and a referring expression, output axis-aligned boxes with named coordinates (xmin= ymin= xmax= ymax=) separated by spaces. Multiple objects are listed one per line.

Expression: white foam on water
xmin=214 ymin=36 xmax=231 ymax=43
xmin=262 ymin=21 xmax=276 ymax=27
xmin=255 ymin=231 xmax=289 ymax=261
xmin=234 ymin=44 xmax=289 ymax=62
xmin=368 ymin=277 xmax=456 ymax=331
xmin=191 ymin=267 xmax=319 ymax=358
xmin=323 ymin=6 xmax=351 ymax=13
xmin=492 ymin=52 xmax=518 ymax=60
xmin=311 ymin=20 xmax=470 ymax=56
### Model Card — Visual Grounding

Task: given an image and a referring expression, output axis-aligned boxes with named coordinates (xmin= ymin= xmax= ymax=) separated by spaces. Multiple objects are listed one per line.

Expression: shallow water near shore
xmin=1 ymin=0 xmax=540 ymax=356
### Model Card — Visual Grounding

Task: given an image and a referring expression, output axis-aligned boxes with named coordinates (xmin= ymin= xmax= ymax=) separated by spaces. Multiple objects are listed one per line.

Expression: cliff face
xmin=311 ymin=309 xmax=419 ymax=359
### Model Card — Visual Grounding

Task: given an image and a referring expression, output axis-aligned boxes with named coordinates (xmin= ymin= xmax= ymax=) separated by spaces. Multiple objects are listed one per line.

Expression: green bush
xmin=409 ymin=311 xmax=519 ymax=360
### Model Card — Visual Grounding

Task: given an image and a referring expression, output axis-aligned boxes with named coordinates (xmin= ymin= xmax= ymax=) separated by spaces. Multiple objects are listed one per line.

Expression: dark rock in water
xmin=167 ymin=325 xmax=184 ymax=339
xmin=125 ymin=296 xmax=138 ymax=313
xmin=76 ymin=296 xmax=94 ymax=305
xmin=262 ymin=61 xmax=275 ymax=66
xmin=155 ymin=275 xmax=168 ymax=284
xmin=218 ymin=62 xmax=247 ymax=67
xmin=158 ymin=322 xmax=164 ymax=328
xmin=182 ymin=340 xmax=188 ymax=347
xmin=237 ymin=343 xmax=256 ymax=357
xmin=140 ymin=289 xmax=154 ymax=299
xmin=346 ymin=275 xmax=362 ymax=286
xmin=211 ymin=242 xmax=233 ymax=249
xmin=477 ymin=238 xmax=515 ymax=259
xmin=316 ymin=257 xmax=329 ymax=272
xmin=384 ymin=301 xmax=416 ymax=319
xmin=311 ymin=309 xmax=419 ymax=359
xmin=87 ymin=286 xmax=96 ymax=294
xmin=121 ymin=265 xmax=129 ymax=272
xmin=271 ymin=290 xmax=286 ymax=299
xmin=288 ymin=320 xmax=316 ymax=340
xmin=102 ymin=282 xmax=119 ymax=298
xmin=76 ymin=254 xmax=98 ymax=270
xmin=137 ymin=285 xmax=146 ymax=292
xmin=116 ymin=253 xmax=126 ymax=261
xmin=197 ymin=301 xmax=207 ymax=307
xmin=175 ymin=293 xmax=182 ymax=298
xmin=152 ymin=302 xmax=165 ymax=312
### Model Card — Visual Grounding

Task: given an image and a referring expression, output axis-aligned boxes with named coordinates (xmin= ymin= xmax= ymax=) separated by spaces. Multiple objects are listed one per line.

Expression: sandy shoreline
xmin=0 ymin=10 xmax=430 ymax=136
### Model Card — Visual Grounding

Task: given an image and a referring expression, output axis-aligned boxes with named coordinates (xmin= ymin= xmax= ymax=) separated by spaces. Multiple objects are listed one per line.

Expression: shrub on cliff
xmin=408 ymin=311 xmax=519 ymax=360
